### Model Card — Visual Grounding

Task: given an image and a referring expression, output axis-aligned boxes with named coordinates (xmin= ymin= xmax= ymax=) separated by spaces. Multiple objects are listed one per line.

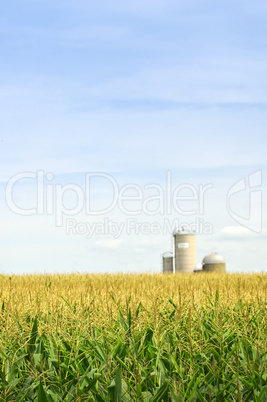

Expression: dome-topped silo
xmin=202 ymin=252 xmax=226 ymax=273
xmin=162 ymin=252 xmax=173 ymax=274
xmin=194 ymin=262 xmax=203 ymax=273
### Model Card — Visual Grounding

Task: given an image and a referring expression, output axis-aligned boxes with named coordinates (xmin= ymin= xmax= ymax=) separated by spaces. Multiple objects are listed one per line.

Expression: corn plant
xmin=0 ymin=273 xmax=267 ymax=401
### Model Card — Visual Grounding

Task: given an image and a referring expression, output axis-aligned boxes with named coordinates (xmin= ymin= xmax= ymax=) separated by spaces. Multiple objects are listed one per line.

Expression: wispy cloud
xmin=219 ymin=226 xmax=259 ymax=240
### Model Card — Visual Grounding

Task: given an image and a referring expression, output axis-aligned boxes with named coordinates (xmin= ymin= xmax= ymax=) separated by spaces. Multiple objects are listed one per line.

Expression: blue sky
xmin=0 ymin=0 xmax=266 ymax=274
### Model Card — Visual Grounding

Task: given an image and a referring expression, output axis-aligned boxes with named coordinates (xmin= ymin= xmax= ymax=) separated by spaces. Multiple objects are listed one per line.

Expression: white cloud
xmin=220 ymin=225 xmax=257 ymax=240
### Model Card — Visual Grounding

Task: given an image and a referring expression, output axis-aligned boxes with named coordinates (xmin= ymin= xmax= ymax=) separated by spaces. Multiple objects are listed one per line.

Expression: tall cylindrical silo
xmin=174 ymin=232 xmax=197 ymax=273
xmin=162 ymin=252 xmax=173 ymax=274
xmin=202 ymin=252 xmax=226 ymax=273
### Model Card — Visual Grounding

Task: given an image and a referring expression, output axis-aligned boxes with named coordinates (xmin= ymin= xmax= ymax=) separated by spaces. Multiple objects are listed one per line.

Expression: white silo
xmin=162 ymin=252 xmax=174 ymax=274
xmin=202 ymin=252 xmax=226 ymax=273
xmin=194 ymin=262 xmax=203 ymax=273
xmin=174 ymin=230 xmax=197 ymax=273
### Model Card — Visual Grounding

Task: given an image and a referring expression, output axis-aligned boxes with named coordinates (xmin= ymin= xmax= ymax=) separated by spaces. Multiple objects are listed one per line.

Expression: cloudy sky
xmin=0 ymin=0 xmax=266 ymax=274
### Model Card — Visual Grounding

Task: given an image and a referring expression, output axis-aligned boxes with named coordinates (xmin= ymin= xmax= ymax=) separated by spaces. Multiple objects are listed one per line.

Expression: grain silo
xmin=174 ymin=231 xmax=197 ymax=273
xmin=162 ymin=252 xmax=173 ymax=274
xmin=193 ymin=262 xmax=203 ymax=273
xmin=202 ymin=252 xmax=226 ymax=273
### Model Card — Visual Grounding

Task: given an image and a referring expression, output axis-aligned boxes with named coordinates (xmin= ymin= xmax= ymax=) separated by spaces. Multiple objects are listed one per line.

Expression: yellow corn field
xmin=0 ymin=273 xmax=267 ymax=400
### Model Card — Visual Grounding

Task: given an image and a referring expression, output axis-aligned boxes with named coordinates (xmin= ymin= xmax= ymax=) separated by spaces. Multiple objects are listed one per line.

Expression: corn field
xmin=0 ymin=273 xmax=267 ymax=401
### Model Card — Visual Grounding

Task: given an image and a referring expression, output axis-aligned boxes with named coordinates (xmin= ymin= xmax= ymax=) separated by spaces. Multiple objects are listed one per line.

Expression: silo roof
xmin=173 ymin=231 xmax=196 ymax=236
xmin=163 ymin=251 xmax=173 ymax=258
xmin=202 ymin=252 xmax=225 ymax=265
